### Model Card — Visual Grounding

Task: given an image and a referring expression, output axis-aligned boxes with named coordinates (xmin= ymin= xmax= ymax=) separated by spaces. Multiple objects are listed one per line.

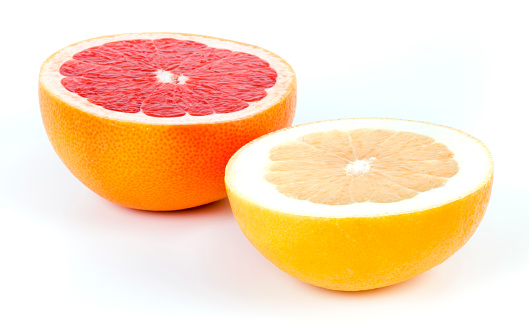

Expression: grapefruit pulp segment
xmin=265 ymin=128 xmax=459 ymax=205
xmin=57 ymin=38 xmax=278 ymax=117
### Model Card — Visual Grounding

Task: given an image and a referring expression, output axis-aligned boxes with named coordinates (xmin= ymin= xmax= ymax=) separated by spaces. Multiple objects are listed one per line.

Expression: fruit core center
xmin=346 ymin=158 xmax=376 ymax=176
xmin=155 ymin=70 xmax=188 ymax=84
xmin=176 ymin=74 xmax=189 ymax=85
xmin=265 ymin=128 xmax=460 ymax=205
xmin=156 ymin=70 xmax=174 ymax=83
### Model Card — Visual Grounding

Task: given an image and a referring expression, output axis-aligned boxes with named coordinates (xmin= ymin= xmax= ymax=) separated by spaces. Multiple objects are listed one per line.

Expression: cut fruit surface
xmin=58 ymin=38 xmax=278 ymax=117
xmin=225 ymin=118 xmax=493 ymax=291
xmin=39 ymin=33 xmax=296 ymax=211
xmin=266 ymin=128 xmax=459 ymax=205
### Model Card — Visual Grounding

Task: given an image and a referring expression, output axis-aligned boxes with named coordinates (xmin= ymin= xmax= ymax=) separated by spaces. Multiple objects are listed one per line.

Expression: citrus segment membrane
xmin=265 ymin=129 xmax=459 ymax=205
xmin=226 ymin=119 xmax=492 ymax=218
xmin=59 ymin=38 xmax=278 ymax=117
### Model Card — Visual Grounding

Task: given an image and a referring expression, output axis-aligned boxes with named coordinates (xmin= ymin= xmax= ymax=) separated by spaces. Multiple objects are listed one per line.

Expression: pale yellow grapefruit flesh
xmin=266 ymin=128 xmax=459 ymax=205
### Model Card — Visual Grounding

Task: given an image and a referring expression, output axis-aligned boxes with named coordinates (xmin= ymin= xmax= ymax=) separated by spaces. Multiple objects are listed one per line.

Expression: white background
xmin=1 ymin=0 xmax=528 ymax=326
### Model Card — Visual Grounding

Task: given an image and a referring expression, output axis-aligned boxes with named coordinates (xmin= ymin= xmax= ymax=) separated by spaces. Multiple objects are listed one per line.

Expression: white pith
xmin=176 ymin=74 xmax=188 ymax=85
xmin=225 ymin=118 xmax=493 ymax=218
xmin=346 ymin=158 xmax=375 ymax=176
xmin=155 ymin=69 xmax=175 ymax=83
xmin=155 ymin=70 xmax=189 ymax=85
xmin=39 ymin=33 xmax=295 ymax=125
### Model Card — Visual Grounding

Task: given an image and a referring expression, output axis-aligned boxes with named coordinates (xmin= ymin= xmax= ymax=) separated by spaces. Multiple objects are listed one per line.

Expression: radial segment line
xmin=186 ymin=52 xmax=265 ymax=75
xmin=347 ymin=173 xmax=370 ymax=204
xmin=189 ymin=82 xmax=246 ymax=102
xmin=346 ymin=130 xmax=359 ymax=161
xmin=147 ymin=40 xmax=164 ymax=70
xmin=297 ymin=139 xmax=352 ymax=163
xmin=138 ymin=84 xmax=169 ymax=114
xmin=175 ymin=49 xmax=232 ymax=73
xmin=151 ymin=40 xmax=207 ymax=72
xmin=374 ymin=171 xmax=444 ymax=192
xmin=372 ymin=131 xmax=399 ymax=153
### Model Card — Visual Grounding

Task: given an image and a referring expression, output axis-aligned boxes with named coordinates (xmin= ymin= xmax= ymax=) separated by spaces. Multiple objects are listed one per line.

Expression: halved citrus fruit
xmin=225 ymin=118 xmax=493 ymax=291
xmin=39 ymin=33 xmax=296 ymax=211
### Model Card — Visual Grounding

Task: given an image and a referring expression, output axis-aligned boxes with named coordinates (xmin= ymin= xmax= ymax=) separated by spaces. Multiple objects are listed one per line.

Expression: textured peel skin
xmin=39 ymin=82 xmax=296 ymax=211
xmin=39 ymin=33 xmax=296 ymax=211
xmin=227 ymin=172 xmax=492 ymax=291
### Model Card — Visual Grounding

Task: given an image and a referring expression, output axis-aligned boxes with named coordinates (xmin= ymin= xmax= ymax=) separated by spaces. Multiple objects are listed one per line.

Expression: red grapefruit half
xmin=39 ymin=33 xmax=296 ymax=211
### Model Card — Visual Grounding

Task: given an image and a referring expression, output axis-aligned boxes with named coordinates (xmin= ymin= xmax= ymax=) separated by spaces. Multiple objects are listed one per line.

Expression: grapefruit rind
xmin=226 ymin=178 xmax=492 ymax=291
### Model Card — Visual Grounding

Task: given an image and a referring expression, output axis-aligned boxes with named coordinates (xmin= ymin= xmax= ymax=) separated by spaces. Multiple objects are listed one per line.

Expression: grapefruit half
xmin=39 ymin=33 xmax=296 ymax=211
xmin=225 ymin=118 xmax=493 ymax=291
